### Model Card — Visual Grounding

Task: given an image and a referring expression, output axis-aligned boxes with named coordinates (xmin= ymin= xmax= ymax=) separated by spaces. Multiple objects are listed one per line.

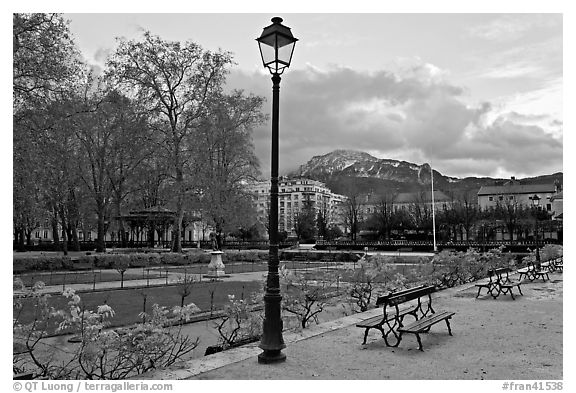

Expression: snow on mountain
xmin=290 ymin=149 xmax=439 ymax=185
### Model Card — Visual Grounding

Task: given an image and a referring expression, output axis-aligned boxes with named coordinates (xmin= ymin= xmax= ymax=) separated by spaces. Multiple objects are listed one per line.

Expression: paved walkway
xmin=136 ymin=272 xmax=563 ymax=380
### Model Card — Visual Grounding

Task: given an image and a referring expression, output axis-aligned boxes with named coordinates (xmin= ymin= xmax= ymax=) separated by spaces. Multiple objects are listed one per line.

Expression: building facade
xmin=247 ymin=177 xmax=347 ymax=237
xmin=550 ymin=191 xmax=563 ymax=220
xmin=477 ymin=177 xmax=557 ymax=212
xmin=360 ymin=190 xmax=454 ymax=219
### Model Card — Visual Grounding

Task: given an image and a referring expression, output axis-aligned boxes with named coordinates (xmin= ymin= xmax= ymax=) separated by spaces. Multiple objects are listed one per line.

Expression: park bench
xmin=397 ymin=247 xmax=413 ymax=253
xmin=356 ymin=285 xmax=455 ymax=351
xmin=553 ymin=257 xmax=563 ymax=272
xmin=518 ymin=261 xmax=550 ymax=282
xmin=541 ymin=256 xmax=563 ymax=273
xmin=475 ymin=267 xmax=523 ymax=300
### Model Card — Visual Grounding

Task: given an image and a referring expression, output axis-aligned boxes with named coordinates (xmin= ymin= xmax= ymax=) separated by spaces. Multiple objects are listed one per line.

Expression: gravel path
xmin=182 ymin=273 xmax=563 ymax=380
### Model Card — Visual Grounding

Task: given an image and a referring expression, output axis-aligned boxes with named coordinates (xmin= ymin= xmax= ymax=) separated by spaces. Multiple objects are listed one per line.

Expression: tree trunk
xmin=96 ymin=213 xmax=106 ymax=253
xmin=71 ymin=222 xmax=80 ymax=251
xmin=59 ymin=205 xmax=68 ymax=256
xmin=18 ymin=227 xmax=26 ymax=251
xmin=51 ymin=208 xmax=60 ymax=248
xmin=65 ymin=223 xmax=74 ymax=249
xmin=172 ymin=169 xmax=184 ymax=253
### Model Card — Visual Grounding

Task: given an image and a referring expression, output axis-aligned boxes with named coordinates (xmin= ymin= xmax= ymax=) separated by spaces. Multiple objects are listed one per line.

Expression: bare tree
xmin=342 ymin=189 xmax=364 ymax=242
xmin=106 ymin=32 xmax=233 ymax=253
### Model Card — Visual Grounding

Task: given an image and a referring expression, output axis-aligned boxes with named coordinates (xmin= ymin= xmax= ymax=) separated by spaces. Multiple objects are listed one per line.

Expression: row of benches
xmin=471 ymin=257 xmax=563 ymax=301
xmin=356 ymin=256 xmax=562 ymax=351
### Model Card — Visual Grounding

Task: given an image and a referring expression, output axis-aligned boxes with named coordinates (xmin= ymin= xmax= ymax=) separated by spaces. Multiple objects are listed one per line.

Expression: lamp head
xmin=257 ymin=17 xmax=298 ymax=74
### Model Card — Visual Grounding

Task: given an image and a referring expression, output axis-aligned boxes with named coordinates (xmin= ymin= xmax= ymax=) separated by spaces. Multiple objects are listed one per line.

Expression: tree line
xmin=341 ymin=189 xmax=556 ymax=243
xmin=13 ymin=13 xmax=266 ymax=253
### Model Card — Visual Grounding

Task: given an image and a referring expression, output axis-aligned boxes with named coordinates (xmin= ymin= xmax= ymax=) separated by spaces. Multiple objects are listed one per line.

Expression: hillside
xmin=287 ymin=150 xmax=563 ymax=196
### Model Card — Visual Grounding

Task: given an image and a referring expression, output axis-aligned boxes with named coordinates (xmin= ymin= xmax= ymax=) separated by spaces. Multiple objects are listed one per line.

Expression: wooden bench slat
xmin=386 ymin=285 xmax=437 ymax=306
xmin=356 ymin=315 xmax=386 ymax=328
xmin=399 ymin=311 xmax=455 ymax=333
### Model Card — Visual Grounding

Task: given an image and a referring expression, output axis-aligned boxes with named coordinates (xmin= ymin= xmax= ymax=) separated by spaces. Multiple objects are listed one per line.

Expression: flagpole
xmin=431 ymin=165 xmax=437 ymax=252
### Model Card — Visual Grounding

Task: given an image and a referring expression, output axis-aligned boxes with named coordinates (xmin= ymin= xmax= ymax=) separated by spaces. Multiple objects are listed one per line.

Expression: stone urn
xmin=205 ymin=251 xmax=229 ymax=280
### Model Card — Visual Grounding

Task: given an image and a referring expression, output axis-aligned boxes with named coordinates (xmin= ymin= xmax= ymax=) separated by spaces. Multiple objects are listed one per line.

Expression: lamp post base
xmin=258 ymin=349 xmax=286 ymax=364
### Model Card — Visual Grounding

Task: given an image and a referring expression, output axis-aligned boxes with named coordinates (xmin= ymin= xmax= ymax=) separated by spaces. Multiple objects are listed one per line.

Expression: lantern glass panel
xmin=278 ymin=42 xmax=295 ymax=65
xmin=259 ymin=42 xmax=276 ymax=67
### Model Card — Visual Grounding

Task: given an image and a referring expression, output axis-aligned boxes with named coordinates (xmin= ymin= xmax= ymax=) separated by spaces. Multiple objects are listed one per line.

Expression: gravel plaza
xmin=136 ymin=271 xmax=564 ymax=381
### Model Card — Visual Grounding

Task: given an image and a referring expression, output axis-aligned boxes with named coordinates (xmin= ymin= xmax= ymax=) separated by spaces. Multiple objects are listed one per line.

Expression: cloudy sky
xmin=63 ymin=11 xmax=563 ymax=180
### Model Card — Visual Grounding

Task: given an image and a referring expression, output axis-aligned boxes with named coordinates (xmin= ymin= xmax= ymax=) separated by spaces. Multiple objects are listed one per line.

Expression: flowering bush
xmin=539 ymin=244 xmax=563 ymax=261
xmin=279 ymin=266 xmax=338 ymax=329
xmin=346 ymin=255 xmax=408 ymax=312
xmin=13 ymin=281 xmax=199 ymax=380
xmin=215 ymin=294 xmax=262 ymax=348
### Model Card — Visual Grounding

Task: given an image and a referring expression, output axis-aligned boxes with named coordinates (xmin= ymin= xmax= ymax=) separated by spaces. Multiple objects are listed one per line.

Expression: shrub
xmin=215 ymin=294 xmax=262 ymax=349
xmin=347 ymin=256 xmax=408 ymax=312
xmin=540 ymin=244 xmax=563 ymax=261
xmin=13 ymin=282 xmax=200 ymax=379
xmin=126 ymin=253 xmax=150 ymax=267
xmin=427 ymin=247 xmax=514 ymax=288
xmin=280 ymin=266 xmax=337 ymax=329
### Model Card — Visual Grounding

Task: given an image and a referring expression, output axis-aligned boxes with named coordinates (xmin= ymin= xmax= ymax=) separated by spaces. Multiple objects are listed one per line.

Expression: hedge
xmin=13 ymin=250 xmax=273 ymax=274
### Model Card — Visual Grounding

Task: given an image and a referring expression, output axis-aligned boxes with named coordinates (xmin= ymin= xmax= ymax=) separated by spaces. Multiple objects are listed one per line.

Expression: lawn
xmin=15 ymin=269 xmax=165 ymax=287
xmin=14 ymin=280 xmax=263 ymax=333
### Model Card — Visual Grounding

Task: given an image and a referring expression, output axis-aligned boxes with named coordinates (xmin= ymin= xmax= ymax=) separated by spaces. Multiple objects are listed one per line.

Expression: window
xmin=547 ymin=203 xmax=552 ymax=211
xmin=509 ymin=196 xmax=514 ymax=200
xmin=488 ymin=196 xmax=493 ymax=202
xmin=35 ymin=231 xmax=40 ymax=238
xmin=43 ymin=231 xmax=48 ymax=239
xmin=498 ymin=195 xmax=503 ymax=201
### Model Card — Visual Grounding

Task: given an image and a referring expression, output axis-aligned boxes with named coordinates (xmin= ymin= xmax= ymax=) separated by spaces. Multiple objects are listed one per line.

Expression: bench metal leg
xmin=445 ymin=318 xmax=453 ymax=336
xmin=383 ymin=327 xmax=402 ymax=347
xmin=362 ymin=328 xmax=369 ymax=345
xmin=518 ymin=286 xmax=523 ymax=296
xmin=415 ymin=334 xmax=423 ymax=351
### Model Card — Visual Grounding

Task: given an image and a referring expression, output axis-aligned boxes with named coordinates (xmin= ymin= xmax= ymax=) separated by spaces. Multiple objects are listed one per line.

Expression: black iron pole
xmin=258 ymin=72 xmax=286 ymax=364
xmin=535 ymin=216 xmax=541 ymax=262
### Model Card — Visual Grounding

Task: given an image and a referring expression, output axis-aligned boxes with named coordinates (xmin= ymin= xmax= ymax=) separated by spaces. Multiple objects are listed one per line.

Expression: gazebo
xmin=117 ymin=206 xmax=176 ymax=248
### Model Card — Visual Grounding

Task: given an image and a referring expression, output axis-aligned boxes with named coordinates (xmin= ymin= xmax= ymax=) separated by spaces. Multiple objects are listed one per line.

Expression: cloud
xmin=226 ymin=60 xmax=562 ymax=179
xmin=478 ymin=62 xmax=544 ymax=79
xmin=467 ymin=14 xmax=560 ymax=42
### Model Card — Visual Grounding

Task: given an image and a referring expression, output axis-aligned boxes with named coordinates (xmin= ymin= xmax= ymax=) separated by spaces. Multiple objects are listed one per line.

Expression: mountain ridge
xmin=286 ymin=149 xmax=563 ymax=196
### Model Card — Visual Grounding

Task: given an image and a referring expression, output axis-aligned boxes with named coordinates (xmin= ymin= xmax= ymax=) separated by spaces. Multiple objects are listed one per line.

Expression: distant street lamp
xmin=529 ymin=194 xmax=541 ymax=262
xmin=256 ymin=16 xmax=298 ymax=364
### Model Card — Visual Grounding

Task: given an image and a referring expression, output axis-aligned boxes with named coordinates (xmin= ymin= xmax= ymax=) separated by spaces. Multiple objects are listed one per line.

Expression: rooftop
xmin=477 ymin=183 xmax=556 ymax=196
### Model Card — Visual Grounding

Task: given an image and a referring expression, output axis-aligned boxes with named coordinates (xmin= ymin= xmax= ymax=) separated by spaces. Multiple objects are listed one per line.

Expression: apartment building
xmin=247 ymin=177 xmax=347 ymax=237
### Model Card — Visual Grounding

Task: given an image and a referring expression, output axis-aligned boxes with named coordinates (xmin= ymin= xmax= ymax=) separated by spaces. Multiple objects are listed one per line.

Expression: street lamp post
xmin=256 ymin=17 xmax=298 ymax=364
xmin=529 ymin=194 xmax=541 ymax=263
